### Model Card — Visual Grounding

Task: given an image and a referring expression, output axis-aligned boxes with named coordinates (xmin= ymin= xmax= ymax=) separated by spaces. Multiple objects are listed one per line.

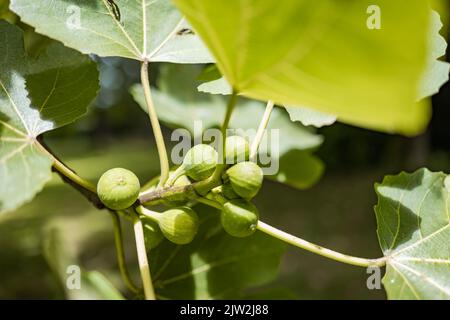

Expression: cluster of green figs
xmin=97 ymin=136 xmax=264 ymax=246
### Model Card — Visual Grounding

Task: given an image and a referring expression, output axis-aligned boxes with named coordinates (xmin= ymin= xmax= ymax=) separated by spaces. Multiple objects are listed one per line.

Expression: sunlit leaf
xmin=375 ymin=169 xmax=450 ymax=300
xmin=11 ymin=0 xmax=213 ymax=63
xmin=174 ymin=0 xmax=444 ymax=135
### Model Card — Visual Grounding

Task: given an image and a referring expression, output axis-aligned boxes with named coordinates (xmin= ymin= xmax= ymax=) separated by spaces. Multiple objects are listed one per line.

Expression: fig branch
xmin=36 ymin=139 xmax=97 ymax=194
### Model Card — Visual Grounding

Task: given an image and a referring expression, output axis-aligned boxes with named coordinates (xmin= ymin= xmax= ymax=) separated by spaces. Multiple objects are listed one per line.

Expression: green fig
xmin=221 ymin=199 xmax=259 ymax=237
xmin=159 ymin=207 xmax=199 ymax=245
xmin=225 ymin=162 xmax=263 ymax=200
xmin=97 ymin=168 xmax=140 ymax=210
xmin=167 ymin=144 xmax=218 ymax=185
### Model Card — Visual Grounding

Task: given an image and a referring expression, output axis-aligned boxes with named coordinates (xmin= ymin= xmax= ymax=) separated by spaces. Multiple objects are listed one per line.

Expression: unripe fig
xmin=142 ymin=218 xmax=164 ymax=249
xmin=225 ymin=162 xmax=263 ymax=200
xmin=225 ymin=135 xmax=249 ymax=164
xmin=221 ymin=199 xmax=259 ymax=237
xmin=97 ymin=168 xmax=140 ymax=210
xmin=159 ymin=207 xmax=199 ymax=245
xmin=183 ymin=144 xmax=218 ymax=181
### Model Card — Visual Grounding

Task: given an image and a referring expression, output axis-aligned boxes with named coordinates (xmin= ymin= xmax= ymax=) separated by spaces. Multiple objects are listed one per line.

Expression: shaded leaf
xmin=174 ymin=0 xmax=443 ymax=135
xmin=196 ymin=64 xmax=222 ymax=82
xmin=198 ymin=76 xmax=232 ymax=95
xmin=0 ymin=21 xmax=99 ymax=214
xmin=267 ymin=150 xmax=324 ymax=190
xmin=131 ymin=64 xmax=323 ymax=158
xmin=375 ymin=169 xmax=450 ymax=300
xmin=43 ymin=221 xmax=124 ymax=300
xmin=11 ymin=0 xmax=213 ymax=63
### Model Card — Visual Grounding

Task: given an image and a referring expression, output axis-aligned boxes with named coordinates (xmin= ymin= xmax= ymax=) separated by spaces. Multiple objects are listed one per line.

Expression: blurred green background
xmin=0 ymin=0 xmax=449 ymax=299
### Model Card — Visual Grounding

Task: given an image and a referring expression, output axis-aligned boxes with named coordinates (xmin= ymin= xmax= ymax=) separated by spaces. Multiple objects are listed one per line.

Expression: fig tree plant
xmin=0 ymin=0 xmax=449 ymax=300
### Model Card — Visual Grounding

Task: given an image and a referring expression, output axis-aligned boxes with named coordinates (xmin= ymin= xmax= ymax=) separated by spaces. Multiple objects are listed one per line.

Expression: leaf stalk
xmin=250 ymin=100 xmax=274 ymax=161
xmin=140 ymin=62 xmax=170 ymax=189
xmin=132 ymin=214 xmax=156 ymax=300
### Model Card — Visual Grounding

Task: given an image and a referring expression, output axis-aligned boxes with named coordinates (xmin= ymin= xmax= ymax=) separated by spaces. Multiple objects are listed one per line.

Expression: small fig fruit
xmin=159 ymin=207 xmax=199 ymax=245
xmin=168 ymin=145 xmax=218 ymax=185
xmin=221 ymin=199 xmax=259 ymax=237
xmin=183 ymin=144 xmax=218 ymax=181
xmin=225 ymin=135 xmax=249 ymax=164
xmin=225 ymin=162 xmax=263 ymax=200
xmin=97 ymin=168 xmax=140 ymax=210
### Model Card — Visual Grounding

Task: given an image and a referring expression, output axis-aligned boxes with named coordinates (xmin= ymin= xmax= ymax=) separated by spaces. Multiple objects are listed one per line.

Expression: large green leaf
xmin=173 ymin=0 xmax=444 ymax=135
xmin=375 ymin=169 xmax=450 ymax=300
xmin=0 ymin=21 xmax=99 ymax=214
xmin=198 ymin=10 xmax=449 ymax=129
xmin=11 ymin=0 xmax=213 ymax=63
xmin=150 ymin=206 xmax=286 ymax=299
xmin=26 ymin=43 xmax=100 ymax=130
